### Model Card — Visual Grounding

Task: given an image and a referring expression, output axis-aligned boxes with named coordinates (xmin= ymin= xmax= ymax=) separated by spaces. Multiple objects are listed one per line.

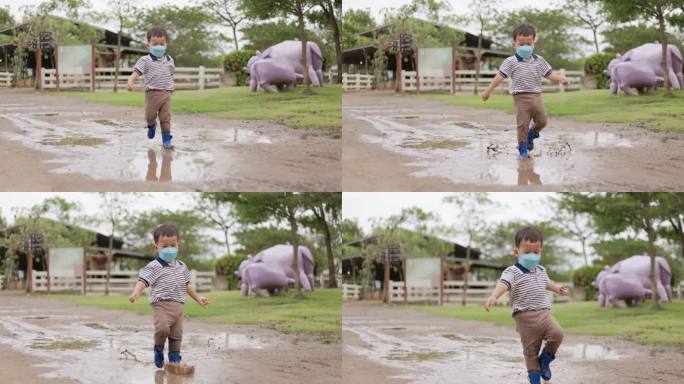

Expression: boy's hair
xmin=153 ymin=223 xmax=180 ymax=243
xmin=515 ymin=226 xmax=543 ymax=247
xmin=146 ymin=27 xmax=168 ymax=42
xmin=512 ymin=24 xmax=536 ymax=40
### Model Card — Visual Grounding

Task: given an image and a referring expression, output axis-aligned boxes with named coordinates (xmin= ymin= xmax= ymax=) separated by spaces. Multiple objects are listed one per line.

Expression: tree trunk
xmin=232 ymin=25 xmax=239 ymax=51
xmin=642 ymin=195 xmax=661 ymax=310
xmin=657 ymin=11 xmax=672 ymax=98
xmin=106 ymin=225 xmax=113 ymax=296
xmin=463 ymin=238 xmax=471 ymax=306
xmin=223 ymin=227 xmax=230 ymax=256
xmin=581 ymin=238 xmax=588 ymax=266
xmin=474 ymin=32 xmax=482 ymax=95
xmin=286 ymin=193 xmax=303 ymax=299
xmin=592 ymin=28 xmax=599 ymax=54
xmin=325 ymin=2 xmax=343 ymax=84
xmin=114 ymin=22 xmax=122 ymax=93
xmin=297 ymin=9 xmax=312 ymax=94
xmin=318 ymin=207 xmax=338 ymax=288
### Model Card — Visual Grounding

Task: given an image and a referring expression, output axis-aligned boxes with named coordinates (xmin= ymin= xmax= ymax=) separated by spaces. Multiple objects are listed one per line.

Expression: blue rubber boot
xmin=527 ymin=125 xmax=540 ymax=150
xmin=539 ymin=351 xmax=555 ymax=380
xmin=168 ymin=351 xmax=182 ymax=363
xmin=518 ymin=142 xmax=529 ymax=160
xmin=147 ymin=123 xmax=156 ymax=139
xmin=154 ymin=345 xmax=164 ymax=368
xmin=162 ymin=131 xmax=174 ymax=149
xmin=528 ymin=370 xmax=542 ymax=384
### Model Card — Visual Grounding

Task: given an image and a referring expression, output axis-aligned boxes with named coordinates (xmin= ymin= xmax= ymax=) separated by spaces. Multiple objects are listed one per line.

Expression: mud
xmin=0 ymin=292 xmax=341 ymax=384
xmin=342 ymin=91 xmax=684 ymax=191
xmin=342 ymin=302 xmax=684 ymax=384
xmin=0 ymin=89 xmax=340 ymax=191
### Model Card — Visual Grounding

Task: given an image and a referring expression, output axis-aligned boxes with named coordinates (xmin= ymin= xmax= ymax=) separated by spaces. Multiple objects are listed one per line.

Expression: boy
xmin=127 ymin=27 xmax=176 ymax=149
xmin=129 ymin=223 xmax=209 ymax=368
xmin=484 ymin=226 xmax=568 ymax=384
xmin=481 ymin=24 xmax=569 ymax=160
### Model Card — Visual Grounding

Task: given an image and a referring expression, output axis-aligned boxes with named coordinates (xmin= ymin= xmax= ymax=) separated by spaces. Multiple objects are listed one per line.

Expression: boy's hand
xmin=198 ymin=296 xmax=209 ymax=307
xmin=483 ymin=296 xmax=496 ymax=312
xmin=481 ymin=91 xmax=490 ymax=102
xmin=127 ymin=80 xmax=135 ymax=92
xmin=558 ymin=286 xmax=569 ymax=295
xmin=558 ymin=77 xmax=569 ymax=86
xmin=128 ymin=292 xmax=139 ymax=303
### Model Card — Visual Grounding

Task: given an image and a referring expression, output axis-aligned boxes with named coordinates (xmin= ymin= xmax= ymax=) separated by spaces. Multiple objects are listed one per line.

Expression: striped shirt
xmin=500 ymin=263 xmax=550 ymax=314
xmin=138 ymin=257 xmax=190 ymax=304
xmin=498 ymin=54 xmax=552 ymax=94
xmin=133 ymin=54 xmax=175 ymax=91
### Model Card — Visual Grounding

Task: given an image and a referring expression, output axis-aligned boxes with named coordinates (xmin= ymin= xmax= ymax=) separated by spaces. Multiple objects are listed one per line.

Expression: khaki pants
xmin=513 ymin=93 xmax=547 ymax=143
xmin=145 ymin=90 xmax=173 ymax=132
xmin=513 ymin=309 xmax=564 ymax=371
xmin=152 ymin=300 xmax=184 ymax=352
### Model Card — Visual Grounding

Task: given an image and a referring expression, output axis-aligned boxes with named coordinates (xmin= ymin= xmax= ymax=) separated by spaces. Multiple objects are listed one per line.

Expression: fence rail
xmin=33 ymin=270 xmax=216 ymax=294
xmin=342 ymin=73 xmax=373 ymax=91
xmin=389 ymin=280 xmax=572 ymax=305
xmin=402 ymin=69 xmax=583 ymax=93
xmin=342 ymin=283 xmax=361 ymax=300
xmin=41 ymin=66 xmax=223 ymax=91
xmin=0 ymin=72 xmax=11 ymax=87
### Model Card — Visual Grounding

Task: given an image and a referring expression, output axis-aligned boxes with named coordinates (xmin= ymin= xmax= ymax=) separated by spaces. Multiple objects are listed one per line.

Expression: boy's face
xmin=153 ymin=235 xmax=178 ymax=253
xmin=513 ymin=239 xmax=543 ymax=258
xmin=147 ymin=35 xmax=167 ymax=48
xmin=513 ymin=34 xmax=535 ymax=49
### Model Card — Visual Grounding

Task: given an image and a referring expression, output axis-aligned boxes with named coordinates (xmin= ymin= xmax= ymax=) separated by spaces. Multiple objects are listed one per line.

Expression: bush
xmin=572 ymin=264 xmax=605 ymax=301
xmin=215 ymin=254 xmax=248 ymax=290
xmin=583 ymin=53 xmax=615 ymax=89
xmin=223 ymin=49 xmax=256 ymax=86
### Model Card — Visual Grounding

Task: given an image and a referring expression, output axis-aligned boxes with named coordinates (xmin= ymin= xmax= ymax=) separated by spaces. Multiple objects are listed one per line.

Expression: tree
xmin=109 ymin=1 xmax=136 ymax=92
xmin=196 ymin=193 xmax=237 ymax=257
xmin=566 ymin=0 xmax=607 ymax=54
xmin=602 ymin=23 xmax=684 ymax=55
xmin=242 ymin=0 xmax=318 ymax=94
xmin=313 ymin=1 xmax=342 ymax=83
xmin=442 ymin=193 xmax=494 ymax=306
xmin=600 ymin=0 xmax=684 ymax=97
xmin=97 ymin=193 xmax=131 ymax=296
xmin=556 ymin=194 xmax=598 ymax=266
xmin=463 ymin=0 xmax=500 ymax=95
xmin=341 ymin=8 xmax=375 ymax=50
xmin=656 ymin=192 xmax=684 ymax=262
xmin=301 ymin=192 xmax=341 ymax=288
xmin=200 ymin=0 xmax=246 ymax=51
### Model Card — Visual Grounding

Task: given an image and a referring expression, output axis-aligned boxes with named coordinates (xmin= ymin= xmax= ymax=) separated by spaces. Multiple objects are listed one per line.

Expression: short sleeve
xmin=133 ymin=57 xmax=146 ymax=75
xmin=499 ymin=58 xmax=513 ymax=78
xmin=138 ymin=263 xmax=158 ymax=287
xmin=184 ymin=265 xmax=191 ymax=285
xmin=540 ymin=57 xmax=553 ymax=78
xmin=499 ymin=267 xmax=515 ymax=290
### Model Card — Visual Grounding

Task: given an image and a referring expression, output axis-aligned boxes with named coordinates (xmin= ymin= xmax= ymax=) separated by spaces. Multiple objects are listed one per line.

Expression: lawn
xmin=421 ymin=89 xmax=684 ymax=132
xmin=61 ymin=85 xmax=341 ymax=132
xmin=412 ymin=300 xmax=684 ymax=346
xmin=50 ymin=288 xmax=341 ymax=335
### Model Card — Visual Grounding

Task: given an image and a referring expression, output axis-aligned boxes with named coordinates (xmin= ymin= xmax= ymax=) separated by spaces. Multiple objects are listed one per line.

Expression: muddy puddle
xmin=0 ymin=308 xmax=267 ymax=384
xmin=0 ymin=106 xmax=272 ymax=184
xmin=344 ymin=316 xmax=635 ymax=384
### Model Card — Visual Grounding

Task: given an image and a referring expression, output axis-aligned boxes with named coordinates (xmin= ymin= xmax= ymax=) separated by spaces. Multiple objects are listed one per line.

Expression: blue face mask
xmin=516 ymin=45 xmax=534 ymax=60
xmin=158 ymin=246 xmax=177 ymax=263
xmin=519 ymin=252 xmax=541 ymax=271
xmin=150 ymin=44 xmax=166 ymax=58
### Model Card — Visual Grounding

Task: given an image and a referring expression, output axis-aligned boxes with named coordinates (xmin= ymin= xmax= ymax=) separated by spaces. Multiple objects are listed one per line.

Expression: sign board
xmin=406 ymin=257 xmax=442 ymax=288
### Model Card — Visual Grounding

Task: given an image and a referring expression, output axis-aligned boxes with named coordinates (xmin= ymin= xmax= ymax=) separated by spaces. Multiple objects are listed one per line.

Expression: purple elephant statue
xmin=239 ymin=260 xmax=294 ymax=297
xmin=594 ymin=268 xmax=651 ymax=307
xmin=247 ymin=58 xmax=302 ymax=93
xmin=252 ymin=244 xmax=316 ymax=292
xmin=244 ymin=40 xmax=325 ymax=92
xmin=592 ymin=255 xmax=673 ymax=307
xmin=606 ymin=43 xmax=683 ymax=95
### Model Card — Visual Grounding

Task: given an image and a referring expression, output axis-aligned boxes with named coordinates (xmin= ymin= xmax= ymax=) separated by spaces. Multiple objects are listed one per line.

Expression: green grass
xmin=420 ymin=89 xmax=684 ymax=132
xmin=49 ymin=289 xmax=341 ymax=335
xmin=411 ymin=300 xmax=684 ymax=346
xmin=61 ymin=85 xmax=341 ymax=132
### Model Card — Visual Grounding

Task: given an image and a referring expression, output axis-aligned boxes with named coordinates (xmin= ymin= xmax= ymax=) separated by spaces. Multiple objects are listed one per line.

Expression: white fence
xmin=41 ymin=66 xmax=222 ymax=91
xmin=0 ymin=72 xmax=11 ymax=88
xmin=389 ymin=280 xmax=572 ymax=305
xmin=33 ymin=270 xmax=216 ymax=294
xmin=402 ymin=69 xmax=583 ymax=93
xmin=342 ymin=283 xmax=361 ymax=300
xmin=342 ymin=73 xmax=373 ymax=91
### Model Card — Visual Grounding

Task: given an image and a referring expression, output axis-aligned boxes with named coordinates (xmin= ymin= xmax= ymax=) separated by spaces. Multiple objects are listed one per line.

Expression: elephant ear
xmin=255 ymin=50 xmax=261 ymax=56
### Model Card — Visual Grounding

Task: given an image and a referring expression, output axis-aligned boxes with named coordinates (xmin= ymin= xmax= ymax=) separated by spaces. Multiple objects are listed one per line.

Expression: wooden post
xmin=36 ymin=44 xmax=42 ymax=92
xmin=559 ymin=68 xmax=566 ymax=93
xmin=26 ymin=235 xmax=33 ymax=294
xmin=402 ymin=257 xmax=408 ymax=305
xmin=198 ymin=66 xmax=206 ymax=90
xmin=440 ymin=256 xmax=444 ymax=306
xmin=397 ymin=49 xmax=403 ymax=94
xmin=383 ymin=246 xmax=390 ymax=304
xmin=90 ymin=44 xmax=96 ymax=92
xmin=46 ymin=248 xmax=50 ymax=294
xmin=55 ymin=44 xmax=60 ymax=93
xmin=82 ymin=247 xmax=88 ymax=295
xmin=416 ymin=48 xmax=420 ymax=94
xmin=451 ymin=46 xmax=456 ymax=95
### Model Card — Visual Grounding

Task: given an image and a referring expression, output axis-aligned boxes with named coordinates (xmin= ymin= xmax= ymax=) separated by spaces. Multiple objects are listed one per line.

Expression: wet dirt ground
xmin=0 ymin=292 xmax=341 ymax=384
xmin=342 ymin=302 xmax=684 ymax=384
xmin=342 ymin=91 xmax=684 ymax=191
xmin=0 ymin=89 xmax=340 ymax=191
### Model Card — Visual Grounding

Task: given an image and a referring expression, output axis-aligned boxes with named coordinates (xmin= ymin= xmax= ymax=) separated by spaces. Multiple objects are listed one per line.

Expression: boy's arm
xmin=547 ymin=280 xmax=569 ymax=295
xmin=481 ymin=74 xmax=506 ymax=101
xmin=127 ymin=71 xmax=140 ymax=91
xmin=546 ymin=72 xmax=569 ymax=85
xmin=186 ymin=283 xmax=210 ymax=307
xmin=128 ymin=281 xmax=146 ymax=303
xmin=484 ymin=282 xmax=509 ymax=311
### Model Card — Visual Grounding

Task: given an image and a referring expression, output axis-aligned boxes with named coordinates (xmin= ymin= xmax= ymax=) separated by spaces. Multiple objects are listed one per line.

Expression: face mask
xmin=519 ymin=252 xmax=541 ymax=271
xmin=516 ymin=45 xmax=533 ymax=60
xmin=158 ymin=246 xmax=177 ymax=263
xmin=150 ymin=44 xmax=166 ymax=57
